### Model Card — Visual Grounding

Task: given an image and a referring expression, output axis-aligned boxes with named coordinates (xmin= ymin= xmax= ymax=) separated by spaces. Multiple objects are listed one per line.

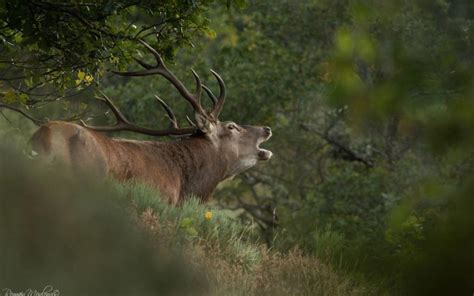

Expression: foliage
xmin=400 ymin=176 xmax=474 ymax=295
xmin=0 ymin=0 xmax=242 ymax=106
xmin=318 ymin=0 xmax=474 ymax=279
xmin=277 ymin=164 xmax=390 ymax=261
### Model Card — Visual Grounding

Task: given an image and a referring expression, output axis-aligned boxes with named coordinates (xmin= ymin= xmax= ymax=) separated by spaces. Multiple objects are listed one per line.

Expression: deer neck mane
xmin=172 ymin=136 xmax=230 ymax=200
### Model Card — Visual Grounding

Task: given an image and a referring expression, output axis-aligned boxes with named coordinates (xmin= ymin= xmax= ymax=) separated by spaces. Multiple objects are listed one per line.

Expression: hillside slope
xmin=0 ymin=146 xmax=375 ymax=295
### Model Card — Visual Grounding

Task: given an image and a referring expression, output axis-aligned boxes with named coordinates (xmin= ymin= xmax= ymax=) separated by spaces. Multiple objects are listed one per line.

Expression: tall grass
xmin=113 ymin=181 xmax=262 ymax=271
xmin=113 ymin=181 xmax=377 ymax=295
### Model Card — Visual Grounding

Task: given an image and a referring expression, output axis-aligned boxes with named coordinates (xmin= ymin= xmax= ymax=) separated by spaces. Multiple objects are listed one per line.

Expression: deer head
xmin=81 ymin=40 xmax=272 ymax=178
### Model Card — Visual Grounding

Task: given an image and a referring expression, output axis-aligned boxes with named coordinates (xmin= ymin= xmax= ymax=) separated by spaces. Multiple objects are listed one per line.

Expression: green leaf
xmin=3 ymin=89 xmax=18 ymax=104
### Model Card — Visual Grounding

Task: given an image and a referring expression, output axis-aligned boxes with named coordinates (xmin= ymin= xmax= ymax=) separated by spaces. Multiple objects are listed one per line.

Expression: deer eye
xmin=227 ymin=123 xmax=240 ymax=132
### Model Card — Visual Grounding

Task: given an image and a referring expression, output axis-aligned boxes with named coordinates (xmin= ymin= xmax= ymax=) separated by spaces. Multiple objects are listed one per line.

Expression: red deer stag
xmin=6 ymin=40 xmax=272 ymax=204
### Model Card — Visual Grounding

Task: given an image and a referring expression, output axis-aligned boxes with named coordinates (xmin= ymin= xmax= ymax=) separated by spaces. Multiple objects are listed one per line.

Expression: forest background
xmin=1 ymin=0 xmax=473 ymax=294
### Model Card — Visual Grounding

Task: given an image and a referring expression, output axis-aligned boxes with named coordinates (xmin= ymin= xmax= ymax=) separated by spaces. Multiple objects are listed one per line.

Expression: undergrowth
xmin=113 ymin=181 xmax=377 ymax=296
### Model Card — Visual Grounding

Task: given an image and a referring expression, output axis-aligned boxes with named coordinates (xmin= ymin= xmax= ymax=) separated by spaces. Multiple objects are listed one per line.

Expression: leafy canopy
xmin=0 ymin=0 xmax=242 ymax=104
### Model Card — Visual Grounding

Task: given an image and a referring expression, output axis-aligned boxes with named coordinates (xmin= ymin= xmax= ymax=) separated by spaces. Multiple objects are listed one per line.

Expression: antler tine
xmin=113 ymin=40 xmax=165 ymax=75
xmin=209 ymin=69 xmax=226 ymax=119
xmin=191 ymin=69 xmax=202 ymax=106
xmin=154 ymin=95 xmax=178 ymax=128
xmin=81 ymin=91 xmax=198 ymax=137
xmin=0 ymin=104 xmax=46 ymax=126
xmin=186 ymin=115 xmax=196 ymax=127
xmin=137 ymin=38 xmax=165 ymax=66
xmin=98 ymin=89 xmax=130 ymax=124
xmin=202 ymin=85 xmax=218 ymax=106
xmin=133 ymin=57 xmax=154 ymax=70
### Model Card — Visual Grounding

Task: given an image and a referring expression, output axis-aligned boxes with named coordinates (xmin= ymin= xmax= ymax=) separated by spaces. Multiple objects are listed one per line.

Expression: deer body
xmin=32 ymin=121 xmax=271 ymax=204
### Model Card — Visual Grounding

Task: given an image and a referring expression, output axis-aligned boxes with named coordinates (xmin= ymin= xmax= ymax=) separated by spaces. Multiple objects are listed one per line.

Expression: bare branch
xmin=300 ymin=123 xmax=373 ymax=168
xmin=0 ymin=104 xmax=46 ymax=126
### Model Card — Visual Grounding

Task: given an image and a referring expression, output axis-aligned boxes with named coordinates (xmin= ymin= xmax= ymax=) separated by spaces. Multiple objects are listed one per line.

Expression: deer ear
xmin=195 ymin=112 xmax=216 ymax=134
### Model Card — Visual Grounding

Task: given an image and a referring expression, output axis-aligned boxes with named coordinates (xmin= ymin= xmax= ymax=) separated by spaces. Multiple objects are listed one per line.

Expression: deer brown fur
xmin=31 ymin=120 xmax=271 ymax=204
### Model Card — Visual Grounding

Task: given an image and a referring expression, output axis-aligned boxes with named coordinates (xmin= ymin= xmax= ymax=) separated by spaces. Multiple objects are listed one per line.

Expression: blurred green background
xmin=1 ymin=0 xmax=474 ymax=294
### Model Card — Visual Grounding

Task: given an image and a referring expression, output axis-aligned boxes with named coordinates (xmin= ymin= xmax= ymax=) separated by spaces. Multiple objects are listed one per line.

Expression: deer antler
xmin=83 ymin=39 xmax=227 ymax=136
xmin=207 ymin=70 xmax=226 ymax=119
xmin=80 ymin=90 xmax=197 ymax=136
xmin=112 ymin=39 xmax=207 ymax=117
xmin=116 ymin=39 xmax=226 ymax=119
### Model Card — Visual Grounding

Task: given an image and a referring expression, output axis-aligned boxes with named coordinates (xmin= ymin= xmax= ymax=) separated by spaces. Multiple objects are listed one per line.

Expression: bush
xmin=277 ymin=164 xmax=390 ymax=269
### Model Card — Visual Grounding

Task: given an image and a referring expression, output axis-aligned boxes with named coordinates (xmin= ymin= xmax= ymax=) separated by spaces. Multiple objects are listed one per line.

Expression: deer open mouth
xmin=257 ymin=130 xmax=272 ymax=161
xmin=258 ymin=148 xmax=272 ymax=161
